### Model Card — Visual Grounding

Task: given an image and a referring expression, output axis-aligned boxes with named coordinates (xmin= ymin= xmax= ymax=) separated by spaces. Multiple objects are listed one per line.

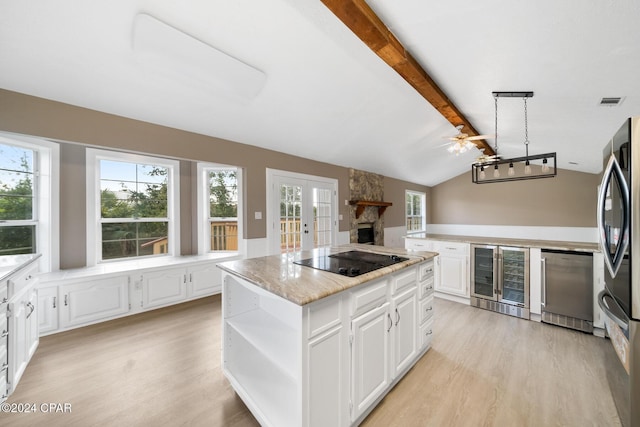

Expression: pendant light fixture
xmin=471 ymin=91 xmax=557 ymax=183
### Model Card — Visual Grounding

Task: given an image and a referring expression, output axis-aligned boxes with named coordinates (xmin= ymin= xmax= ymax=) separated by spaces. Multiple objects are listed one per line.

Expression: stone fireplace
xmin=349 ymin=168 xmax=388 ymax=246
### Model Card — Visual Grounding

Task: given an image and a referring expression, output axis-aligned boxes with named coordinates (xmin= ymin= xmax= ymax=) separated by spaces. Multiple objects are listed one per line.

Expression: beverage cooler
xmin=471 ymin=245 xmax=530 ymax=319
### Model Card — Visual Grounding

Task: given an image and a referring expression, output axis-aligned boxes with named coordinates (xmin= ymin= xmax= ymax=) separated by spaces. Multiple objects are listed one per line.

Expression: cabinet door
xmin=60 ymin=276 xmax=129 ymax=328
xmin=188 ymin=263 xmax=220 ymax=297
xmin=351 ymin=302 xmax=390 ymax=422
xmin=307 ymin=325 xmax=346 ymax=427
xmin=38 ymin=287 xmax=58 ymax=334
xmin=8 ymin=287 xmax=37 ymax=395
xmin=392 ymin=287 xmax=417 ymax=377
xmin=142 ymin=268 xmax=187 ymax=309
xmin=437 ymin=254 xmax=469 ymax=297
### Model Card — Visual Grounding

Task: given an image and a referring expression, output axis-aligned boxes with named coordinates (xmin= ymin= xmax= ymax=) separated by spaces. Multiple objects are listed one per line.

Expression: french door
xmin=268 ymin=170 xmax=337 ymax=254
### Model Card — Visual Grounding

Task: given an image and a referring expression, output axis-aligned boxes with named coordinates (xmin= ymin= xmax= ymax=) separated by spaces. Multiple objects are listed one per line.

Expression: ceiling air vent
xmin=599 ymin=97 xmax=624 ymax=106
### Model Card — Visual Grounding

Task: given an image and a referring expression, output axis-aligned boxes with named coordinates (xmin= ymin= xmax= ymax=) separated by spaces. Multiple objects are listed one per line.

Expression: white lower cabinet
xmin=222 ymin=259 xmax=434 ymax=427
xmin=37 ymin=286 xmax=58 ymax=334
xmin=391 ymin=287 xmax=418 ymax=377
xmin=8 ymin=286 xmax=39 ymax=396
xmin=141 ymin=268 xmax=187 ymax=310
xmin=38 ymin=259 xmax=221 ymax=335
xmin=351 ymin=301 xmax=391 ymax=421
xmin=60 ymin=276 xmax=130 ymax=329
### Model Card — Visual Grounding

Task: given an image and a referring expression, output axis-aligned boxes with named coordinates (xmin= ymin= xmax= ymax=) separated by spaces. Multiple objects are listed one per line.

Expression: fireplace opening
xmin=357 ymin=223 xmax=375 ymax=245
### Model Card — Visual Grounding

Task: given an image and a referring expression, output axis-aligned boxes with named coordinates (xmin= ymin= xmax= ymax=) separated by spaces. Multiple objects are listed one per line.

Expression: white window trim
xmin=86 ymin=148 xmax=180 ymax=266
xmin=406 ymin=190 xmax=426 ymax=234
xmin=196 ymin=163 xmax=243 ymax=255
xmin=0 ymin=132 xmax=59 ymax=273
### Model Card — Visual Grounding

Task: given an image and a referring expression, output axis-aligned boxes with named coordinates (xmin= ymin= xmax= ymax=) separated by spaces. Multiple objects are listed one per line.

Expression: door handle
xmin=387 ymin=313 xmax=393 ymax=332
xmin=541 ymin=258 xmax=546 ymax=307
xmin=598 ymin=290 xmax=628 ymax=331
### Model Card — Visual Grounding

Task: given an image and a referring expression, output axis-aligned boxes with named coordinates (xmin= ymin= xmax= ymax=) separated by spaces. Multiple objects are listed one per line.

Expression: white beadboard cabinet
xmin=38 ymin=258 xmax=224 ymax=336
xmin=221 ymin=259 xmax=434 ymax=427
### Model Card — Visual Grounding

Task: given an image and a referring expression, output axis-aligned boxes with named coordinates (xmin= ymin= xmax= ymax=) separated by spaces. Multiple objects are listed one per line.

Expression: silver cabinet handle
xmin=425 ymin=307 xmax=433 ymax=312
xmin=26 ymin=302 xmax=35 ymax=319
xmin=53 ymin=296 xmax=57 ymax=309
xmin=395 ymin=308 xmax=400 ymax=326
xmin=425 ymin=329 xmax=433 ymax=336
xmin=0 ymin=330 xmax=7 ymax=338
xmin=541 ymin=258 xmax=547 ymax=307
xmin=387 ymin=313 xmax=393 ymax=332
xmin=64 ymin=295 xmax=68 ymax=306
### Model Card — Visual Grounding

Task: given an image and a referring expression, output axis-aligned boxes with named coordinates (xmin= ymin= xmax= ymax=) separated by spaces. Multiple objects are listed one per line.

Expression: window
xmin=197 ymin=164 xmax=241 ymax=254
xmin=406 ymin=190 xmax=426 ymax=233
xmin=0 ymin=142 xmax=36 ymax=255
xmin=87 ymin=149 xmax=179 ymax=264
xmin=0 ymin=134 xmax=58 ymax=272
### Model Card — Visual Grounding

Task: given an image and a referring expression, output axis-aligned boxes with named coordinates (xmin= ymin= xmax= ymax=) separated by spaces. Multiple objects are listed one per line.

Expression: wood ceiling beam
xmin=320 ymin=0 xmax=495 ymax=156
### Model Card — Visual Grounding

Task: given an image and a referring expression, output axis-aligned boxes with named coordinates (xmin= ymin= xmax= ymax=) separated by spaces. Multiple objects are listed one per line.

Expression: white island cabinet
xmin=219 ymin=246 xmax=436 ymax=427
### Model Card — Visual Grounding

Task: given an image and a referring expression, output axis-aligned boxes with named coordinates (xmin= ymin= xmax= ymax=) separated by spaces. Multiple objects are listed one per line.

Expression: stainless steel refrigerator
xmin=597 ymin=117 xmax=640 ymax=426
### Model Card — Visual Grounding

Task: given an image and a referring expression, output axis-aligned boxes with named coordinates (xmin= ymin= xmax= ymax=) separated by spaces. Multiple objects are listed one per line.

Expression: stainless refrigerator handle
xmin=597 ymin=290 xmax=628 ymax=332
xmin=540 ymin=258 xmax=546 ymax=307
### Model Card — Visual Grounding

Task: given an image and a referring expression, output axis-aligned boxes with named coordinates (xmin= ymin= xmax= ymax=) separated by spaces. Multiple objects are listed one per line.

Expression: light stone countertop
xmin=405 ymin=233 xmax=600 ymax=253
xmin=217 ymin=244 xmax=437 ymax=306
xmin=0 ymin=253 xmax=41 ymax=283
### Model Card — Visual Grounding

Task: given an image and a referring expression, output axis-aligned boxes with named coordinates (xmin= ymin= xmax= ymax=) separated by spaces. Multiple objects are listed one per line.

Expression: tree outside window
xmin=99 ymin=160 xmax=170 ymax=260
xmin=0 ymin=143 xmax=36 ymax=255
xmin=208 ymin=169 xmax=238 ymax=251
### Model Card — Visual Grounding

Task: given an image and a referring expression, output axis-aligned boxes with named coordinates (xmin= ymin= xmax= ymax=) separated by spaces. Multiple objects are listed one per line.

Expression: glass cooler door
xmin=499 ymin=247 xmax=529 ymax=306
xmin=471 ymin=245 xmax=497 ymax=300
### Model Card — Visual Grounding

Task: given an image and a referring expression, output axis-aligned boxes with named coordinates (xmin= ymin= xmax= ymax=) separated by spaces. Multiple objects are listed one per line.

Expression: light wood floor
xmin=2 ymin=296 xmax=620 ymax=426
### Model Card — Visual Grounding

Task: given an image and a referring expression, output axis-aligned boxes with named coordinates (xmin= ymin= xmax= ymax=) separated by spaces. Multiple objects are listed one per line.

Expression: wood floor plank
xmin=1 ymin=296 xmax=621 ymax=426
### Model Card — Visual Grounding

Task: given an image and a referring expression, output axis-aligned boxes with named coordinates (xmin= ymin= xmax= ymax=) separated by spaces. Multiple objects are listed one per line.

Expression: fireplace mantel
xmin=349 ymin=200 xmax=392 ymax=219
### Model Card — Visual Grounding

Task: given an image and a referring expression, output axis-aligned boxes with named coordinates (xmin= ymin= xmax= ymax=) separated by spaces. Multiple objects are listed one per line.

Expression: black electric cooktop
xmin=293 ymin=250 xmax=409 ymax=277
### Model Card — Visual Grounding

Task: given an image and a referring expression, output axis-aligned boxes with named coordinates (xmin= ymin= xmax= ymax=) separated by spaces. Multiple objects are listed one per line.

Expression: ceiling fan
xmin=445 ymin=125 xmax=493 ymax=155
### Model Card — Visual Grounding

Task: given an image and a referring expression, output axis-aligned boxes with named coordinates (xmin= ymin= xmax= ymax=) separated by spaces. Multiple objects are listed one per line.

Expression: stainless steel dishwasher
xmin=541 ymin=249 xmax=594 ymax=333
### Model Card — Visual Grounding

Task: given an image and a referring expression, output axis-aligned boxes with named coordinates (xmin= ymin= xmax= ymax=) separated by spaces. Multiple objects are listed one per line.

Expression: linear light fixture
xmin=472 ymin=91 xmax=557 ymax=184
xmin=132 ymin=13 xmax=266 ymax=100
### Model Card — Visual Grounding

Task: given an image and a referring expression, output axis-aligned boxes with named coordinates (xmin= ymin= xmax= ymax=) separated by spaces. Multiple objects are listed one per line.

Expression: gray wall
xmin=430 ymin=168 xmax=599 ymax=227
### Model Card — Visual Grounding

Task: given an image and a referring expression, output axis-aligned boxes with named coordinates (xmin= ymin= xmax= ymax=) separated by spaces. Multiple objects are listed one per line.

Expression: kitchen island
xmin=217 ymin=244 xmax=437 ymax=427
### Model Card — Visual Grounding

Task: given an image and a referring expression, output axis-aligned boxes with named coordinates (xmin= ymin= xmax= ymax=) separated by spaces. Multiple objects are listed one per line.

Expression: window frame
xmin=405 ymin=190 xmax=426 ymax=234
xmin=86 ymin=148 xmax=180 ymax=265
xmin=196 ymin=162 xmax=243 ymax=255
xmin=0 ymin=132 xmax=59 ymax=272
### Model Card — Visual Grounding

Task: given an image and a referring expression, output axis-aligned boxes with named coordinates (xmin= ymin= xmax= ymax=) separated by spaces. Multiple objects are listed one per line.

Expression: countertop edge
xmin=218 ymin=246 xmax=438 ymax=306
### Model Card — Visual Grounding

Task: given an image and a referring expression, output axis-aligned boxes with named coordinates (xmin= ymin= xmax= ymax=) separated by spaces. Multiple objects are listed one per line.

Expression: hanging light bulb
xmin=508 ymin=162 xmax=515 ymax=176
xmin=541 ymin=157 xmax=549 ymax=172
xmin=493 ymin=163 xmax=500 ymax=178
xmin=479 ymin=165 xmax=485 ymax=179
xmin=524 ymin=160 xmax=532 ymax=174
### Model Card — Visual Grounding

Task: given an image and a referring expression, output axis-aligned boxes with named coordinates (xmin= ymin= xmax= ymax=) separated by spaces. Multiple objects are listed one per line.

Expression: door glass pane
xmin=501 ymin=249 xmax=525 ymax=304
xmin=473 ymin=247 xmax=494 ymax=297
xmin=280 ymin=184 xmax=302 ymax=253
xmin=313 ymin=188 xmax=332 ymax=249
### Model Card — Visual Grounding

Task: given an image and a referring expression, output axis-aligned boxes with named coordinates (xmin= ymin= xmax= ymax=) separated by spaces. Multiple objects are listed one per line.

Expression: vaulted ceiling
xmin=1 ymin=0 xmax=639 ymax=186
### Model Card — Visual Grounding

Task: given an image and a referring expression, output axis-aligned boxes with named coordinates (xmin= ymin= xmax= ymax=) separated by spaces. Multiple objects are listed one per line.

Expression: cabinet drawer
xmin=350 ymin=279 xmax=388 ymax=316
xmin=307 ymin=293 xmax=342 ymax=339
xmin=419 ymin=295 xmax=434 ymax=324
xmin=418 ymin=278 xmax=434 ymax=299
xmin=405 ymin=239 xmax=431 ymax=251
xmin=433 ymin=241 xmax=469 ymax=256
xmin=392 ymin=268 xmax=416 ymax=294
xmin=418 ymin=261 xmax=434 ymax=282
xmin=8 ymin=263 xmax=38 ymax=298
xmin=420 ymin=319 xmax=434 ymax=350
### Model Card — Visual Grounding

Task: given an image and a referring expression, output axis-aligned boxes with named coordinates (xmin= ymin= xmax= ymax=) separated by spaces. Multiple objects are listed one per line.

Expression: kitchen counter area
xmin=218 ymin=244 xmax=437 ymax=427
xmin=406 ymin=233 xmax=599 ymax=252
